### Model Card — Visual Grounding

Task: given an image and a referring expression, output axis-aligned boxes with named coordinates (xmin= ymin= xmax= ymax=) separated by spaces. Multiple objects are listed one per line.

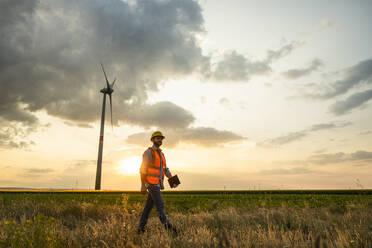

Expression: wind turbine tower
xmin=95 ymin=63 xmax=116 ymax=190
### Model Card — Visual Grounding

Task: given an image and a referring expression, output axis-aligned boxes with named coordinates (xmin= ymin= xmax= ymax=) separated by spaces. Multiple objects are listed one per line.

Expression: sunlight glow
xmin=118 ymin=157 xmax=141 ymax=175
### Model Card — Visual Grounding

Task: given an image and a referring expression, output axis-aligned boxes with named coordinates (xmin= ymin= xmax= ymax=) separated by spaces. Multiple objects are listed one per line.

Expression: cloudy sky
xmin=1 ymin=0 xmax=371 ymax=190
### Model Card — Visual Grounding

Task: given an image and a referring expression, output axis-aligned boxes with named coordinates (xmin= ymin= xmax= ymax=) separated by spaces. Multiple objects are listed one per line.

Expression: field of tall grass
xmin=0 ymin=192 xmax=371 ymax=247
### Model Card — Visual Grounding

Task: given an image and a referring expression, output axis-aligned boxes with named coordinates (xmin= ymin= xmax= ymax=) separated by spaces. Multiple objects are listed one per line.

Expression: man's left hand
xmin=141 ymin=184 xmax=147 ymax=194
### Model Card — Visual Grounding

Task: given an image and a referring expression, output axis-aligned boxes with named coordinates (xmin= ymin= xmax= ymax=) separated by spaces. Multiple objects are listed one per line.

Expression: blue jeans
xmin=138 ymin=184 xmax=173 ymax=230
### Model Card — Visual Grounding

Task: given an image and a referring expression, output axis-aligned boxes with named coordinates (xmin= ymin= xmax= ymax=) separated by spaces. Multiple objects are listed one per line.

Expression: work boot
xmin=171 ymin=226 xmax=179 ymax=236
xmin=166 ymin=226 xmax=179 ymax=236
xmin=164 ymin=222 xmax=179 ymax=236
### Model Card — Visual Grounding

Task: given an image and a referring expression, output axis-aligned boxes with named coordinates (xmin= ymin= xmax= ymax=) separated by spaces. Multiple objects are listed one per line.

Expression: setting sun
xmin=118 ymin=157 xmax=141 ymax=175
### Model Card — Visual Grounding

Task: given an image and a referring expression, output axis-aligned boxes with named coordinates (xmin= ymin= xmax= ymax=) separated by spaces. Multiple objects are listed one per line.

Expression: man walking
xmin=137 ymin=131 xmax=179 ymax=235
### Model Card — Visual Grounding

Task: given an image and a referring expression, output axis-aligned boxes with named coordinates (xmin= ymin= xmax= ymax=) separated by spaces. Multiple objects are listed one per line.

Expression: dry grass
xmin=0 ymin=194 xmax=371 ymax=247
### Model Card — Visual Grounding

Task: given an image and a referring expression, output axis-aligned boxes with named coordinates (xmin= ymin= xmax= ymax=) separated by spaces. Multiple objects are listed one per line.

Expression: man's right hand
xmin=141 ymin=184 xmax=147 ymax=195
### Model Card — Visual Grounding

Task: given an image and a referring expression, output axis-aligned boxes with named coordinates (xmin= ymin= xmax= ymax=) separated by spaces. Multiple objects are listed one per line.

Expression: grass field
xmin=0 ymin=190 xmax=371 ymax=247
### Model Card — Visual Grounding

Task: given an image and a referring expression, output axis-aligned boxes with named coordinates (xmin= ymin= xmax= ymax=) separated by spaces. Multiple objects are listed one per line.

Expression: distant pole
xmin=95 ymin=93 xmax=106 ymax=190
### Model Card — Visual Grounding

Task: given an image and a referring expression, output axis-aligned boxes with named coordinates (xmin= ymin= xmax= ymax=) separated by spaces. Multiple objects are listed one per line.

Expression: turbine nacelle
xmin=100 ymin=87 xmax=113 ymax=94
xmin=99 ymin=63 xmax=115 ymax=130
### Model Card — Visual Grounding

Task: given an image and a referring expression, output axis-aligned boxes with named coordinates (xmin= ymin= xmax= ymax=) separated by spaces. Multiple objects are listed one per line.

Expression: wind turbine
xmin=95 ymin=63 xmax=116 ymax=190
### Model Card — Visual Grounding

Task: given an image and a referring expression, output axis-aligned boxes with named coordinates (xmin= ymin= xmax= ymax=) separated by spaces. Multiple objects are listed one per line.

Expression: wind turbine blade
xmin=100 ymin=63 xmax=110 ymax=89
xmin=110 ymin=78 xmax=116 ymax=89
xmin=109 ymin=94 xmax=113 ymax=130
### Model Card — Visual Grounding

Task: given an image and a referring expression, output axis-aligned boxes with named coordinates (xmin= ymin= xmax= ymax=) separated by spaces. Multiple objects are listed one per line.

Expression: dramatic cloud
xmin=296 ymin=59 xmax=372 ymax=100
xmin=258 ymin=131 xmax=308 ymax=147
xmin=258 ymin=121 xmax=351 ymax=148
xmin=307 ymin=150 xmax=372 ymax=165
xmin=350 ymin=150 xmax=372 ymax=160
xmin=266 ymin=42 xmax=303 ymax=61
xmin=289 ymin=58 xmax=372 ymax=115
xmin=273 ymin=150 xmax=372 ymax=166
xmin=1 ymin=0 xmax=280 ymax=148
xmin=0 ymin=0 xmax=208 ymax=127
xmin=126 ymin=127 xmax=246 ymax=148
xmin=210 ymin=51 xmax=271 ymax=81
xmin=0 ymin=118 xmax=45 ymax=149
xmin=329 ymin=89 xmax=372 ymax=115
xmin=121 ymin=101 xmax=195 ymax=129
xmin=308 ymin=121 xmax=351 ymax=131
xmin=180 ymin=127 xmax=245 ymax=146
xmin=282 ymin=59 xmax=323 ymax=79
xmin=209 ymin=41 xmax=302 ymax=82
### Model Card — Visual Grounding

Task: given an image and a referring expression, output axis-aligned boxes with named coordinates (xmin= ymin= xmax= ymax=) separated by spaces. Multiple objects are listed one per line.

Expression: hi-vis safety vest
xmin=146 ymin=147 xmax=166 ymax=184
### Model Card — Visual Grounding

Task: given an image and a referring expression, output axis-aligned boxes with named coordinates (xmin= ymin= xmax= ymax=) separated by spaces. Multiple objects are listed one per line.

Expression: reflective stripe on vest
xmin=146 ymin=147 xmax=166 ymax=184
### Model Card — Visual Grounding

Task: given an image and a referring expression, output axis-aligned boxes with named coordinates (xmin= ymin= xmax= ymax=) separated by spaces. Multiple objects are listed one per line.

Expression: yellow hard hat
xmin=151 ymin=131 xmax=165 ymax=140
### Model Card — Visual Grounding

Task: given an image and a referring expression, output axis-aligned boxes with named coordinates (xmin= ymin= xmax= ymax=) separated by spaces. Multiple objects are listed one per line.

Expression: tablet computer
xmin=168 ymin=174 xmax=180 ymax=188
